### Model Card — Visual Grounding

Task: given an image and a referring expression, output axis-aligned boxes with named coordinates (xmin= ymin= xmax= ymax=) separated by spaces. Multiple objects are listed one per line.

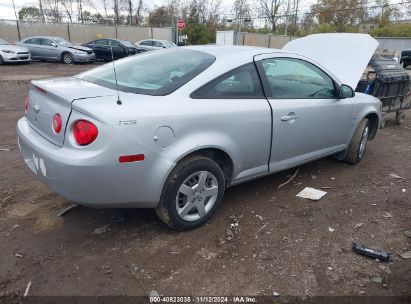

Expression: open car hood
xmin=283 ymin=33 xmax=378 ymax=89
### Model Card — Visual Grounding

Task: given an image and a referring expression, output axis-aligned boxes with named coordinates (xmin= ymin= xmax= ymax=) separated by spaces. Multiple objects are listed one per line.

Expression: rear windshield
xmin=77 ymin=49 xmax=215 ymax=96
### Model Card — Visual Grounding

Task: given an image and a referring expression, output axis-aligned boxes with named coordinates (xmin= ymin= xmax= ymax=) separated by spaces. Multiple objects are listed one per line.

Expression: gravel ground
xmin=0 ymin=62 xmax=410 ymax=302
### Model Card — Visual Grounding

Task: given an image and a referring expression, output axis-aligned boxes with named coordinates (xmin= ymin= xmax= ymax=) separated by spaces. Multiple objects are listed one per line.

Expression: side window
xmin=153 ymin=41 xmax=162 ymax=47
xmin=95 ymin=39 xmax=108 ymax=46
xmin=41 ymin=39 xmax=54 ymax=46
xmin=140 ymin=40 xmax=150 ymax=46
xmin=25 ymin=38 xmax=41 ymax=45
xmin=260 ymin=58 xmax=336 ymax=99
xmin=109 ymin=40 xmax=120 ymax=47
xmin=191 ymin=63 xmax=264 ymax=99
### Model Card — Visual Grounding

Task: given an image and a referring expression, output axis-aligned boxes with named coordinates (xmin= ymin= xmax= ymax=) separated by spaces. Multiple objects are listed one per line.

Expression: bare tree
xmin=60 ymin=0 xmax=75 ymax=22
xmin=259 ymin=0 xmax=285 ymax=32
xmin=233 ymin=0 xmax=252 ymax=31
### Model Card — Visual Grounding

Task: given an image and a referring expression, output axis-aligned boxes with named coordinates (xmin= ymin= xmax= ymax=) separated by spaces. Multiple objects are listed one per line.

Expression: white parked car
xmin=135 ymin=39 xmax=176 ymax=51
xmin=0 ymin=38 xmax=30 ymax=64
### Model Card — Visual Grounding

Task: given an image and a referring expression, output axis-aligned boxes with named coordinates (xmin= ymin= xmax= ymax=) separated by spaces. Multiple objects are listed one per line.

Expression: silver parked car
xmin=135 ymin=39 xmax=176 ymax=51
xmin=17 ymin=34 xmax=382 ymax=230
xmin=16 ymin=36 xmax=95 ymax=64
xmin=0 ymin=38 xmax=30 ymax=64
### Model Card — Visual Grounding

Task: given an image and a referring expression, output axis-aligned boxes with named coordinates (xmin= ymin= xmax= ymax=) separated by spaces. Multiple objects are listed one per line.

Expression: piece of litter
xmin=382 ymin=213 xmax=393 ymax=219
xmin=311 ymin=174 xmax=317 ymax=180
xmin=93 ymin=225 xmax=109 ymax=234
xmin=57 ymin=204 xmax=77 ymax=217
xmin=321 ymin=186 xmax=331 ymax=189
xmin=354 ymin=222 xmax=364 ymax=230
xmin=331 ymin=177 xmax=336 ymax=180
xmin=14 ymin=253 xmax=23 ymax=258
xmin=272 ymin=292 xmax=280 ymax=297
xmin=327 ymin=267 xmax=333 ymax=271
xmin=328 ymin=227 xmax=335 ymax=232
xmin=296 ymin=187 xmax=327 ymax=201
xmin=255 ymin=214 xmax=263 ymax=221
xmin=402 ymin=189 xmax=407 ymax=193
xmin=0 ymin=148 xmax=10 ymax=152
xmin=149 ymin=290 xmax=160 ymax=297
xmin=389 ymin=174 xmax=403 ymax=179
xmin=24 ymin=281 xmax=32 ymax=297
xmin=371 ymin=276 xmax=383 ymax=283
xmin=399 ymin=251 xmax=411 ymax=259
xmin=352 ymin=243 xmax=390 ymax=262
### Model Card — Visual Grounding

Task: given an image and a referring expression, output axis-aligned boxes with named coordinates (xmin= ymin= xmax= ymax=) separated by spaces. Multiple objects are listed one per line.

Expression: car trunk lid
xmin=26 ymin=77 xmax=116 ymax=147
xmin=283 ymin=33 xmax=378 ymax=89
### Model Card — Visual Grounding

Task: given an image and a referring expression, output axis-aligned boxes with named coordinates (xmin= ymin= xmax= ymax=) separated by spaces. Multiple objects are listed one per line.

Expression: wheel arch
xmin=173 ymin=147 xmax=235 ymax=186
xmin=364 ymin=112 xmax=380 ymax=140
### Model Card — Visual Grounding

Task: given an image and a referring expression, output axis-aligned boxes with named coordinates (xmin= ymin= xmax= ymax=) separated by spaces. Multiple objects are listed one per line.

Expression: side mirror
xmin=339 ymin=84 xmax=355 ymax=99
xmin=161 ymin=45 xmax=166 ymax=48
xmin=52 ymin=43 xmax=58 ymax=47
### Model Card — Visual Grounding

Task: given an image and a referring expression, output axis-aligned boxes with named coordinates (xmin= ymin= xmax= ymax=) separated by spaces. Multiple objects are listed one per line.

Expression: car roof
xmin=23 ymin=36 xmax=64 ymax=40
xmin=182 ymin=45 xmax=290 ymax=58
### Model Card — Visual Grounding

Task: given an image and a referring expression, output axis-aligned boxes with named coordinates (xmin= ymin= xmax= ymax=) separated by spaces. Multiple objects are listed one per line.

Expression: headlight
xmin=1 ymin=49 xmax=15 ymax=54
xmin=73 ymin=50 xmax=87 ymax=55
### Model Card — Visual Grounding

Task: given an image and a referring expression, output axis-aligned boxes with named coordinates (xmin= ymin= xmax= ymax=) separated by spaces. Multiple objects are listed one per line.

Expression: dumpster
xmin=356 ymin=55 xmax=410 ymax=127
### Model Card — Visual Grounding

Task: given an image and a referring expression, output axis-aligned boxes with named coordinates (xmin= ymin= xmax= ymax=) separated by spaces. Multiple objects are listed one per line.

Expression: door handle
xmin=281 ymin=113 xmax=299 ymax=121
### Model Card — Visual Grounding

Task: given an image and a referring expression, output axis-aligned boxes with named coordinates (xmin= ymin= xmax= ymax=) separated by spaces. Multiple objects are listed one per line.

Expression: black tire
xmin=155 ymin=155 xmax=225 ymax=230
xmin=344 ymin=119 xmax=370 ymax=164
xmin=0 ymin=55 xmax=4 ymax=65
xmin=396 ymin=111 xmax=406 ymax=125
xmin=62 ymin=52 xmax=73 ymax=64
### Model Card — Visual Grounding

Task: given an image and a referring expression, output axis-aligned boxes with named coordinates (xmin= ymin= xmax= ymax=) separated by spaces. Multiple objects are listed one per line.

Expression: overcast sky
xmin=0 ymin=0 xmax=238 ymax=20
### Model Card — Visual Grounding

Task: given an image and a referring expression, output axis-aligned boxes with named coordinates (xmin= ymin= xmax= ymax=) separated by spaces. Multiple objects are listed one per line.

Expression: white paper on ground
xmin=296 ymin=187 xmax=327 ymax=201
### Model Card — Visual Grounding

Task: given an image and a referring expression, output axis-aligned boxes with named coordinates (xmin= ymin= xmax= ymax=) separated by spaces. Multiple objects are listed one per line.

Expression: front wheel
xmin=0 ymin=55 xmax=4 ymax=65
xmin=156 ymin=155 xmax=225 ymax=230
xmin=344 ymin=118 xmax=370 ymax=164
xmin=62 ymin=52 xmax=73 ymax=64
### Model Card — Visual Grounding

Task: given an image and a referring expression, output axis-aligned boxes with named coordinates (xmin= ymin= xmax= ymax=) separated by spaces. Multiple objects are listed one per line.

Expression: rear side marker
xmin=119 ymin=154 xmax=145 ymax=163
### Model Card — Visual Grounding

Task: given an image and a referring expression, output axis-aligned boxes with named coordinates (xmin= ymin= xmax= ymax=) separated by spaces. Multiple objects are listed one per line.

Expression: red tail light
xmin=25 ymin=96 xmax=29 ymax=115
xmin=53 ymin=113 xmax=62 ymax=133
xmin=73 ymin=120 xmax=98 ymax=146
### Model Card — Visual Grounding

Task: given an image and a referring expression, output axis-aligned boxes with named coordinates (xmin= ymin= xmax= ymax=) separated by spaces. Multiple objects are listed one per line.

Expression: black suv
xmin=400 ymin=49 xmax=411 ymax=68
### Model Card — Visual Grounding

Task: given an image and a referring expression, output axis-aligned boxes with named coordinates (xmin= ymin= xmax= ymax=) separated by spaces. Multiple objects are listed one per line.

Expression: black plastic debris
xmin=352 ymin=242 xmax=390 ymax=262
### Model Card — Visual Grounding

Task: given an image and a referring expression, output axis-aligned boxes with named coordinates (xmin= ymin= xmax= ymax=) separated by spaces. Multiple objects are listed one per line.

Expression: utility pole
xmin=11 ymin=0 xmax=20 ymax=40
xmin=128 ymin=0 xmax=132 ymax=25
xmin=39 ymin=0 xmax=46 ymax=22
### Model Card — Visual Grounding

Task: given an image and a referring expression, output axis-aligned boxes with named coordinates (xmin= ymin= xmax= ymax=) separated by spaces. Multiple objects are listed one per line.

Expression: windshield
xmin=51 ymin=37 xmax=71 ymax=46
xmin=77 ymin=49 xmax=215 ymax=96
xmin=0 ymin=39 xmax=9 ymax=45
xmin=161 ymin=40 xmax=175 ymax=48
xmin=121 ymin=40 xmax=135 ymax=48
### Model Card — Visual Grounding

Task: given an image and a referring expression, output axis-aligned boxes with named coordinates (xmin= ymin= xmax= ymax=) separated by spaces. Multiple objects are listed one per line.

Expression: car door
xmin=40 ymin=38 xmax=60 ymax=60
xmin=23 ymin=38 xmax=42 ymax=58
xmin=254 ymin=54 xmax=353 ymax=172
xmin=190 ymin=63 xmax=272 ymax=182
xmin=109 ymin=40 xmax=126 ymax=59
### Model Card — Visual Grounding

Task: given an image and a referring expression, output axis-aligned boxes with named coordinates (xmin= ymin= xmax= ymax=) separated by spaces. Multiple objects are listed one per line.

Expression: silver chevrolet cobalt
xmin=17 ymin=34 xmax=382 ymax=230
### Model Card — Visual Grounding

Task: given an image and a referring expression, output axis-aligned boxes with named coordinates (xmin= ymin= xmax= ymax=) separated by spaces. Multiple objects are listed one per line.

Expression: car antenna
xmin=110 ymin=45 xmax=122 ymax=105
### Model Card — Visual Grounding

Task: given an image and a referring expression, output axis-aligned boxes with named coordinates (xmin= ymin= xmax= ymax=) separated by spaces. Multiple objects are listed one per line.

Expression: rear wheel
xmin=62 ymin=52 xmax=73 ymax=64
xmin=156 ymin=155 xmax=225 ymax=230
xmin=344 ymin=119 xmax=370 ymax=164
xmin=0 ymin=55 xmax=4 ymax=65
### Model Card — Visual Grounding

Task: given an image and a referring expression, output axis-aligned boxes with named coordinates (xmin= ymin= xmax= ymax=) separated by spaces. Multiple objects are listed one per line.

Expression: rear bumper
xmin=17 ymin=117 xmax=164 ymax=208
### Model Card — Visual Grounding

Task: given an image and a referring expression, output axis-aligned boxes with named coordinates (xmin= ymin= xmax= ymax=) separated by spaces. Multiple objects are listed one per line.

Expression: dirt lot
xmin=0 ymin=62 xmax=410 ymax=301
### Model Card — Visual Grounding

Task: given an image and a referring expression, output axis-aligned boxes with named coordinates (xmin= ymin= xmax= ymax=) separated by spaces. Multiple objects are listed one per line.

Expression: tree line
xmin=16 ymin=0 xmax=411 ymax=42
